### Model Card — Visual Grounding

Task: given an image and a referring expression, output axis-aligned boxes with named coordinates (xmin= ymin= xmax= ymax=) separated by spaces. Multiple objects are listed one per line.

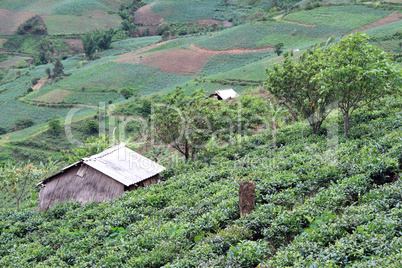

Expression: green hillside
xmin=1 ymin=96 xmax=401 ymax=267
xmin=0 ymin=0 xmax=401 ymax=266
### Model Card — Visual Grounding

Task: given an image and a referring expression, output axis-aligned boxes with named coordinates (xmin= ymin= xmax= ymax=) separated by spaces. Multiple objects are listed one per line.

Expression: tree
xmin=0 ymin=161 xmax=58 ymax=211
xmin=316 ymin=33 xmax=402 ymax=137
xmin=81 ymin=29 xmax=115 ymax=60
xmin=48 ymin=119 xmax=61 ymax=135
xmin=61 ymin=136 xmax=110 ymax=164
xmin=152 ymin=89 xmax=225 ymax=161
xmin=267 ymin=50 xmax=335 ymax=134
xmin=120 ymin=86 xmax=136 ymax=99
xmin=52 ymin=59 xmax=64 ymax=77
xmin=0 ymin=126 xmax=7 ymax=135
xmin=81 ymin=32 xmax=98 ymax=60
xmin=45 ymin=67 xmax=51 ymax=78
xmin=85 ymin=119 xmax=99 ymax=134
xmin=274 ymin=42 xmax=284 ymax=56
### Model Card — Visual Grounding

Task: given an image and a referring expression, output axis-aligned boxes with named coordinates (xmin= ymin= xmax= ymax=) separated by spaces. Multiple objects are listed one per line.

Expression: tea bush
xmin=1 ymin=96 xmax=402 ymax=267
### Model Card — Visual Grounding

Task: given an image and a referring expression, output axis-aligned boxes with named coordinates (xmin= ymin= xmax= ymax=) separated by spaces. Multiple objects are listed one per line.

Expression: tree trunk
xmin=239 ymin=181 xmax=256 ymax=218
xmin=343 ymin=114 xmax=350 ymax=137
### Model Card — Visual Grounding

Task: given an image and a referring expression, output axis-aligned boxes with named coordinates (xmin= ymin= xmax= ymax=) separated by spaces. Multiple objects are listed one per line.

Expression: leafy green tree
xmin=48 ymin=119 xmax=62 ymax=135
xmin=52 ymin=59 xmax=64 ymax=77
xmin=267 ymin=50 xmax=335 ymax=134
xmin=0 ymin=126 xmax=7 ymax=135
xmin=274 ymin=42 xmax=284 ymax=56
xmin=45 ymin=67 xmax=51 ymax=78
xmin=0 ymin=160 xmax=58 ymax=210
xmin=85 ymin=120 xmax=99 ymax=134
xmin=81 ymin=32 xmax=99 ymax=60
xmin=62 ymin=136 xmax=110 ymax=164
xmin=316 ymin=33 xmax=402 ymax=137
xmin=152 ymin=89 xmax=225 ymax=161
xmin=120 ymin=86 xmax=136 ymax=99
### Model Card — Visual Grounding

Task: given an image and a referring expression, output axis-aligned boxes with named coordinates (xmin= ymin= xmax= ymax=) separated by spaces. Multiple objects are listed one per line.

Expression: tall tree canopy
xmin=266 ymin=49 xmax=335 ymax=134
xmin=316 ymin=32 xmax=401 ymax=137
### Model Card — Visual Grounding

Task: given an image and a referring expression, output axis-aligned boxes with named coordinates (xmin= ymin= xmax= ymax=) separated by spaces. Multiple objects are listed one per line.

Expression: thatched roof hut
xmin=36 ymin=143 xmax=165 ymax=212
xmin=208 ymin=88 xmax=238 ymax=100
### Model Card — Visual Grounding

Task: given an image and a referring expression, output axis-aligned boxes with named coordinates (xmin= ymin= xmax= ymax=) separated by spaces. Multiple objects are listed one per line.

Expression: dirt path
xmin=32 ymin=78 xmax=47 ymax=91
xmin=356 ymin=11 xmax=401 ymax=32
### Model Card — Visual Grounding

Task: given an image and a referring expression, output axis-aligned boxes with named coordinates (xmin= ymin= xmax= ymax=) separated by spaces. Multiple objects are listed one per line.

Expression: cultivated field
xmin=0 ymin=0 xmax=128 ymax=15
xmin=0 ymin=9 xmax=37 ymax=35
xmin=44 ymin=11 xmax=122 ymax=35
xmin=284 ymin=5 xmax=391 ymax=29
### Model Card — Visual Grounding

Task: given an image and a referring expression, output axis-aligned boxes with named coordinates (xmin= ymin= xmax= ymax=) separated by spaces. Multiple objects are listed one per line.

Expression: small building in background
xmin=36 ymin=143 xmax=165 ymax=212
xmin=208 ymin=88 xmax=239 ymax=100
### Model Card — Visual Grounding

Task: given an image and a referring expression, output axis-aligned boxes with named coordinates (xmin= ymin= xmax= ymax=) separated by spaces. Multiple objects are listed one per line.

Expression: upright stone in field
xmin=239 ymin=181 xmax=256 ymax=218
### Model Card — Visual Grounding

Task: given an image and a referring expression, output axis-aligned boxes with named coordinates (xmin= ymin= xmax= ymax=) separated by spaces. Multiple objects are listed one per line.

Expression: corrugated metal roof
xmin=39 ymin=143 xmax=165 ymax=187
xmin=215 ymin=88 xmax=238 ymax=100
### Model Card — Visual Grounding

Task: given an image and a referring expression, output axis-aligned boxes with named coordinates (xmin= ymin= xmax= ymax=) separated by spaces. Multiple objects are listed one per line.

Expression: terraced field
xmin=284 ymin=5 xmax=391 ymax=29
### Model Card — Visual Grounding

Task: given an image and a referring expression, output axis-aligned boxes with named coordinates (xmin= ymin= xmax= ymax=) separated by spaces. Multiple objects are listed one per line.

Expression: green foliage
xmin=31 ymin=77 xmax=40 ymax=86
xmin=14 ymin=60 xmax=28 ymax=69
xmin=48 ymin=119 xmax=62 ymax=136
xmin=0 ymin=161 xmax=57 ymax=211
xmin=52 ymin=59 xmax=64 ymax=77
xmin=61 ymin=136 xmax=110 ymax=164
xmin=84 ymin=119 xmax=99 ymax=135
xmin=14 ymin=117 xmax=34 ymax=130
xmin=0 ymin=96 xmax=402 ymax=266
xmin=17 ymin=15 xmax=47 ymax=35
xmin=316 ymin=32 xmax=401 ymax=137
xmin=267 ymin=48 xmax=334 ymax=134
xmin=81 ymin=29 xmax=115 ymax=60
xmin=120 ymin=86 xmax=137 ymax=99
xmin=274 ymin=42 xmax=284 ymax=56
xmin=157 ymin=22 xmax=220 ymax=37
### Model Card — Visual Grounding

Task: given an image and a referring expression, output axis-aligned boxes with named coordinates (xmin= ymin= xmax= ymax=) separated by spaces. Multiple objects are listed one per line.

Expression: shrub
xmin=48 ymin=119 xmax=62 ymax=135
xmin=14 ymin=60 xmax=28 ymax=69
xmin=14 ymin=118 xmax=34 ymax=130
xmin=31 ymin=77 xmax=40 ymax=86
xmin=85 ymin=120 xmax=99 ymax=134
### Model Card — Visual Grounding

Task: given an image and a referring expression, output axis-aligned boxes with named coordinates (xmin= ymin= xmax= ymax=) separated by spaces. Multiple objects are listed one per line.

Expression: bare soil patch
xmin=198 ymin=19 xmax=220 ymax=25
xmin=356 ymin=11 xmax=401 ymax=32
xmin=0 ymin=9 xmax=38 ymax=35
xmin=32 ymin=78 xmax=47 ymax=91
xmin=134 ymin=2 xmax=163 ymax=26
xmin=62 ymin=39 xmax=84 ymax=53
xmin=116 ymin=44 xmax=274 ymax=76
xmin=223 ymin=20 xmax=233 ymax=27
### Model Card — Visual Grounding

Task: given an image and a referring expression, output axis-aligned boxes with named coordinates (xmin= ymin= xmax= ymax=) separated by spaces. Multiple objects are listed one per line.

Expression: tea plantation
xmin=1 ymin=95 xmax=402 ymax=267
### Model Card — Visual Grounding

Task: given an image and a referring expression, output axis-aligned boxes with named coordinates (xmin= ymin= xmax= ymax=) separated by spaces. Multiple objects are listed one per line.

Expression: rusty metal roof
xmin=39 ymin=143 xmax=165 ymax=186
